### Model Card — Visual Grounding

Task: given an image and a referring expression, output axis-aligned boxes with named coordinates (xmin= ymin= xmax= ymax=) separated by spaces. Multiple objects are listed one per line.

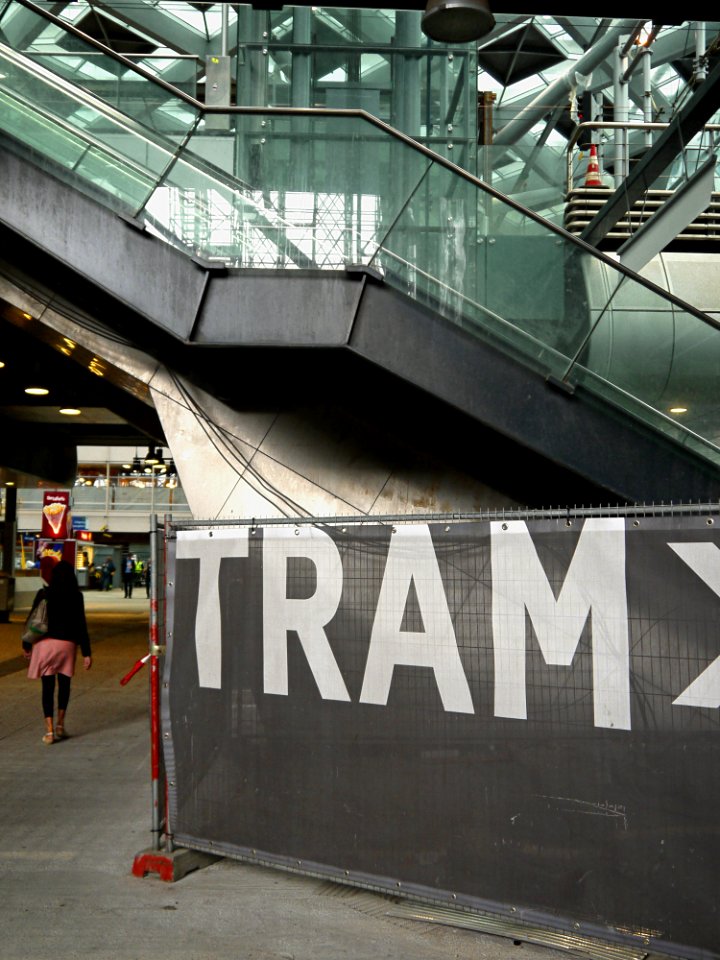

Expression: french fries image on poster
xmin=42 ymin=495 xmax=71 ymax=538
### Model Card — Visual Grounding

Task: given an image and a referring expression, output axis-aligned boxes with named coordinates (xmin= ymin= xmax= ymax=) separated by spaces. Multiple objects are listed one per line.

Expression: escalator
xmin=1 ymin=0 xmax=719 ymax=504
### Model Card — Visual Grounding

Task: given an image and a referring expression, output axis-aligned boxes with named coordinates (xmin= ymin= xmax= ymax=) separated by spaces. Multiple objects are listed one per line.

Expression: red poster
xmin=41 ymin=491 xmax=72 ymax=539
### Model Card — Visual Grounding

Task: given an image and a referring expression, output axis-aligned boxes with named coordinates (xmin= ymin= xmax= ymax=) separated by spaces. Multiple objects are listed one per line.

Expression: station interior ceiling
xmin=0 ymin=2 xmax=718 ymax=489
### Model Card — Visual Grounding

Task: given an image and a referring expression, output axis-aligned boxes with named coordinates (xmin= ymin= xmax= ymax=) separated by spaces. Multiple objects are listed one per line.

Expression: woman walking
xmin=22 ymin=560 xmax=92 ymax=744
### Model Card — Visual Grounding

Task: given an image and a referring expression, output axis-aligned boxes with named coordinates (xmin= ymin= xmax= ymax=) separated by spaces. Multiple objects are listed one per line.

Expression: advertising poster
xmin=35 ymin=539 xmax=76 ymax=584
xmin=41 ymin=491 xmax=71 ymax=540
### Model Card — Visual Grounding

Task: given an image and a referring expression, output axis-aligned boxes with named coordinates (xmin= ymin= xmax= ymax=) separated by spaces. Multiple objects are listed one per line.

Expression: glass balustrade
xmin=1 ymin=0 xmax=719 ymax=468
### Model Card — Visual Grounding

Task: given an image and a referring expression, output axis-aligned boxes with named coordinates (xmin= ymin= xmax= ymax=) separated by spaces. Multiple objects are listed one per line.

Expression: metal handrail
xmin=6 ymin=0 xmax=720 ymax=338
xmin=566 ymin=120 xmax=720 ymax=193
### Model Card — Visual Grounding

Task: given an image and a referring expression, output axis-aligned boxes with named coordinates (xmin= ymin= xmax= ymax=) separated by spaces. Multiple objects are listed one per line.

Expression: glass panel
xmin=235 ymin=6 xmax=477 ymax=170
xmin=25 ymin=53 xmax=198 ymax=121
xmin=0 ymin=0 xmax=200 ymax=142
xmin=578 ymin=264 xmax=720 ymax=460
xmin=149 ymin=113 xmax=431 ymax=268
xmin=0 ymin=32 xmax=188 ymax=212
xmin=478 ymin=142 xmax=567 ymax=225
xmin=374 ymin=159 xmax=596 ymax=376
xmin=374 ymin=154 xmax=720 ymax=465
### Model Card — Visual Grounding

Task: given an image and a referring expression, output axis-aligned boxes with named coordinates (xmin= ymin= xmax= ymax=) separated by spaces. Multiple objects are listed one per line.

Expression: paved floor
xmin=0 ymin=589 xmax=579 ymax=960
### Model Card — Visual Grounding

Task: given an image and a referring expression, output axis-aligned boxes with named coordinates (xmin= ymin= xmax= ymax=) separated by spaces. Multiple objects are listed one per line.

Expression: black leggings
xmin=41 ymin=674 xmax=71 ymax=719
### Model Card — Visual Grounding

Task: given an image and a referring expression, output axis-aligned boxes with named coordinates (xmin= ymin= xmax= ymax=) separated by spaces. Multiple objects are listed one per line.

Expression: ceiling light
xmin=669 ymin=406 xmax=688 ymax=414
xmin=59 ymin=408 xmax=82 ymax=416
xmin=21 ymin=312 xmax=32 ymax=320
xmin=25 ymin=386 xmax=49 ymax=396
xmin=0 ymin=361 xmax=5 ymax=368
xmin=422 ymin=0 xmax=495 ymax=43
xmin=635 ymin=21 xmax=653 ymax=46
xmin=143 ymin=446 xmax=161 ymax=465
xmin=5 ymin=481 xmax=15 ymax=486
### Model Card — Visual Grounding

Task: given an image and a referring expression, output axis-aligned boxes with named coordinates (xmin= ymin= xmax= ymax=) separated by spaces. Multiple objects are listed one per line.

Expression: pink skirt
xmin=27 ymin=638 xmax=77 ymax=679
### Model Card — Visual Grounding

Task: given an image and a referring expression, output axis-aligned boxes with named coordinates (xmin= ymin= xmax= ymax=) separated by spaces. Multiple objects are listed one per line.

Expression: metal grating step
xmin=564 ymin=188 xmax=720 ymax=241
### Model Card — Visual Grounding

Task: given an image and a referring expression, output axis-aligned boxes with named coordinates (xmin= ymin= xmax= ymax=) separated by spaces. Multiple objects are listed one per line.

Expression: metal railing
xmin=566 ymin=120 xmax=720 ymax=194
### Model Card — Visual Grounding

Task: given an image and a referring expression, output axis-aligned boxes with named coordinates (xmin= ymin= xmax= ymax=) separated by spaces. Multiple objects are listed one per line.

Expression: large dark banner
xmin=163 ymin=517 xmax=720 ymax=958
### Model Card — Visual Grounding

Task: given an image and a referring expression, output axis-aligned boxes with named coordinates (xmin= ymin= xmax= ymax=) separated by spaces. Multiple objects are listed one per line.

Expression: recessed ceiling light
xmin=21 ymin=312 xmax=32 ymax=320
xmin=59 ymin=407 xmax=82 ymax=416
xmin=0 ymin=361 xmax=5 ymax=368
xmin=669 ymin=406 xmax=688 ymax=414
xmin=25 ymin=386 xmax=49 ymax=396
xmin=5 ymin=481 xmax=15 ymax=486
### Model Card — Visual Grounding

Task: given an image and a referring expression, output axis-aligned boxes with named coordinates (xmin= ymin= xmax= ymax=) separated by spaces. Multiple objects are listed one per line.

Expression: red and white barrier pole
xmin=119 ymin=653 xmax=150 ymax=687
xmin=148 ymin=513 xmax=163 ymax=852
xmin=126 ymin=516 xmax=216 ymax=881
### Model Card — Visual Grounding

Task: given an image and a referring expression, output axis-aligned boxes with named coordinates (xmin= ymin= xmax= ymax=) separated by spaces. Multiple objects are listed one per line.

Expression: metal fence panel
xmin=162 ymin=514 xmax=720 ymax=958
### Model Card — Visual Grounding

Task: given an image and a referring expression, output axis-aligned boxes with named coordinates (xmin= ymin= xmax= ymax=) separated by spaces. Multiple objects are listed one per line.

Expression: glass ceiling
xmin=18 ymin=6 xmax=714 ymax=105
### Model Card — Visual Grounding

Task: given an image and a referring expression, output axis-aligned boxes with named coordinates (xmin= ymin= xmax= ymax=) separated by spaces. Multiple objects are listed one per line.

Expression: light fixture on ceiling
xmin=143 ymin=446 xmax=161 ymax=465
xmin=669 ymin=406 xmax=688 ymax=414
xmin=59 ymin=407 xmax=82 ymax=416
xmin=165 ymin=459 xmax=178 ymax=488
xmin=25 ymin=386 xmax=49 ymax=396
xmin=0 ymin=361 xmax=5 ymax=368
xmin=422 ymin=0 xmax=495 ymax=43
xmin=634 ymin=21 xmax=654 ymax=46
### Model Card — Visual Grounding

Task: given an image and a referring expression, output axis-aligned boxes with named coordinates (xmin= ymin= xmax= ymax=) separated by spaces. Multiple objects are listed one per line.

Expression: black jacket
xmin=23 ymin=587 xmax=91 ymax=657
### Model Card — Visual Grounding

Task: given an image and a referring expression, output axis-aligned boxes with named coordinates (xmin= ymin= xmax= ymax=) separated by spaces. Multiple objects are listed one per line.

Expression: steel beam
xmin=92 ymin=0 xmax=208 ymax=57
xmin=493 ymin=19 xmax=640 ymax=146
xmin=0 ymin=0 xmax=68 ymax=48
xmin=618 ymin=154 xmax=717 ymax=272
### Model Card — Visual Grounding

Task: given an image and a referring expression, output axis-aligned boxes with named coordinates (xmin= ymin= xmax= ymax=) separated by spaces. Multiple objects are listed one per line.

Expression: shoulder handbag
xmin=22 ymin=594 xmax=49 ymax=644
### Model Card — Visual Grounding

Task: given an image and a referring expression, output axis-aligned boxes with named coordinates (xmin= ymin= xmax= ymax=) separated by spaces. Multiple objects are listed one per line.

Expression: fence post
xmin=148 ymin=513 xmax=162 ymax=851
xmin=128 ymin=515 xmax=219 ymax=881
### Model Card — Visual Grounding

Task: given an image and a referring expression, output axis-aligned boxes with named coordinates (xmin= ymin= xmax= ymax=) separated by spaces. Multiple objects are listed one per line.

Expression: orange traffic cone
xmin=583 ymin=143 xmax=604 ymax=188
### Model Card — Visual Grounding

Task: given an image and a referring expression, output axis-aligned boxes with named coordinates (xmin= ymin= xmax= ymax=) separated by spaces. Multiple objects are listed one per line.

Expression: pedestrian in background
xmin=100 ymin=557 xmax=114 ymax=591
xmin=22 ymin=561 xmax=92 ymax=744
xmin=122 ymin=554 xmax=134 ymax=598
